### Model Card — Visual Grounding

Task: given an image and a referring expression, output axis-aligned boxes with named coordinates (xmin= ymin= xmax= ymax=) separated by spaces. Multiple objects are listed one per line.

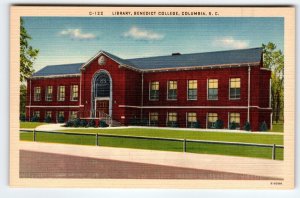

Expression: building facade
xmin=26 ymin=47 xmax=272 ymax=131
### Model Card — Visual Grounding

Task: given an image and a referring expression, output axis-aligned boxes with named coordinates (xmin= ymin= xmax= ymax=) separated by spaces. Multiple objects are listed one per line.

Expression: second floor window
xmin=188 ymin=80 xmax=197 ymax=100
xmin=230 ymin=78 xmax=241 ymax=99
xmin=45 ymin=86 xmax=53 ymax=101
xmin=57 ymin=86 xmax=65 ymax=101
xmin=34 ymin=87 xmax=41 ymax=101
xmin=71 ymin=85 xmax=79 ymax=101
xmin=167 ymin=81 xmax=177 ymax=100
xmin=149 ymin=81 xmax=159 ymax=100
xmin=208 ymin=79 xmax=218 ymax=100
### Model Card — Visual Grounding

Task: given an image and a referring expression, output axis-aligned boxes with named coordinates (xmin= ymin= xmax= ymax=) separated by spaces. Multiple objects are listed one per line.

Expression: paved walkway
xmin=19 ymin=141 xmax=284 ymax=179
xmin=34 ymin=123 xmax=283 ymax=135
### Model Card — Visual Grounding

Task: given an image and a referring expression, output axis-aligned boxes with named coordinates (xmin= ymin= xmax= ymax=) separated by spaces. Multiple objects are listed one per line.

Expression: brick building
xmin=26 ymin=47 xmax=272 ymax=131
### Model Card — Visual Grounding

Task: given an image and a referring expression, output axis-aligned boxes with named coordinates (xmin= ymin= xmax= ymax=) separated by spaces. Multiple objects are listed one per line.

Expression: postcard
xmin=10 ymin=6 xmax=295 ymax=189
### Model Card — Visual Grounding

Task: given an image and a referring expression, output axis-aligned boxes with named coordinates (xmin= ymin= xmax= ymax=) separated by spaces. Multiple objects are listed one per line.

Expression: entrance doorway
xmin=95 ymin=100 xmax=109 ymax=117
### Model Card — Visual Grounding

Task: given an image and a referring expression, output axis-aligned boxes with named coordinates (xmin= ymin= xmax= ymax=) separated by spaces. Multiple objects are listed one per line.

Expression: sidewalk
xmin=19 ymin=141 xmax=284 ymax=179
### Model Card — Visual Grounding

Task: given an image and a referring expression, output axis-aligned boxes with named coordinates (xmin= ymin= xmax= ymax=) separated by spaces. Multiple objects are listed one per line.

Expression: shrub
xmin=259 ymin=121 xmax=268 ymax=131
xmin=188 ymin=121 xmax=200 ymax=128
xmin=44 ymin=116 xmax=52 ymax=123
xmin=65 ymin=120 xmax=74 ymax=127
xmin=140 ymin=118 xmax=148 ymax=126
xmin=215 ymin=119 xmax=224 ymax=129
xmin=99 ymin=120 xmax=108 ymax=128
xmin=73 ymin=118 xmax=81 ymax=127
xmin=149 ymin=121 xmax=158 ymax=126
xmin=30 ymin=115 xmax=39 ymax=122
xmin=20 ymin=114 xmax=26 ymax=121
xmin=58 ymin=116 xmax=65 ymax=123
xmin=80 ymin=119 xmax=88 ymax=127
xmin=243 ymin=121 xmax=251 ymax=131
xmin=87 ymin=119 xmax=96 ymax=127
xmin=129 ymin=117 xmax=139 ymax=126
xmin=167 ymin=121 xmax=178 ymax=128
xmin=229 ymin=121 xmax=237 ymax=130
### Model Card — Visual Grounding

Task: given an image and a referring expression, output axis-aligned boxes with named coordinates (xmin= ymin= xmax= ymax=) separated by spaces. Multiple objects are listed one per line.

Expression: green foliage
xmin=260 ymin=121 xmax=268 ymax=132
xmin=44 ymin=116 xmax=51 ymax=123
xmin=30 ymin=115 xmax=39 ymax=122
xmin=214 ymin=119 xmax=224 ymax=129
xmin=87 ymin=119 xmax=96 ymax=127
xmin=65 ymin=120 xmax=74 ymax=127
xmin=58 ymin=116 xmax=65 ymax=123
xmin=243 ymin=121 xmax=251 ymax=131
xmin=229 ymin=121 xmax=237 ymax=130
xmin=73 ymin=118 xmax=81 ymax=127
xmin=188 ymin=121 xmax=200 ymax=128
xmin=80 ymin=119 xmax=88 ymax=127
xmin=262 ymin=42 xmax=284 ymax=123
xmin=99 ymin=120 xmax=108 ymax=128
xmin=167 ymin=121 xmax=178 ymax=128
xmin=20 ymin=84 xmax=27 ymax=115
xmin=20 ymin=18 xmax=39 ymax=82
xmin=20 ymin=113 xmax=26 ymax=121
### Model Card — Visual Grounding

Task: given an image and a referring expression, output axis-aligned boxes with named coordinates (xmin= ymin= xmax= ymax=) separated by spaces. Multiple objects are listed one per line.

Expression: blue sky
xmin=23 ymin=17 xmax=284 ymax=71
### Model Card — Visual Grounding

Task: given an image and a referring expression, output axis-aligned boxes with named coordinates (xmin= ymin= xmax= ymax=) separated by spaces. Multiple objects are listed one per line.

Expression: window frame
xmin=228 ymin=112 xmax=241 ymax=129
xmin=187 ymin=80 xmax=198 ymax=101
xmin=187 ymin=112 xmax=197 ymax=128
xmin=207 ymin=79 xmax=218 ymax=100
xmin=149 ymin=81 xmax=160 ymax=101
xmin=45 ymin=111 xmax=52 ymax=118
xmin=167 ymin=80 xmax=178 ymax=101
xmin=229 ymin=78 xmax=241 ymax=100
xmin=70 ymin=85 xmax=79 ymax=101
xmin=207 ymin=113 xmax=218 ymax=129
xmin=34 ymin=87 xmax=41 ymax=101
xmin=149 ymin=112 xmax=159 ymax=126
xmin=45 ymin=86 xmax=53 ymax=101
xmin=167 ymin=112 xmax=177 ymax=122
xmin=69 ymin=111 xmax=78 ymax=120
xmin=33 ymin=111 xmax=40 ymax=118
xmin=57 ymin=85 xmax=65 ymax=101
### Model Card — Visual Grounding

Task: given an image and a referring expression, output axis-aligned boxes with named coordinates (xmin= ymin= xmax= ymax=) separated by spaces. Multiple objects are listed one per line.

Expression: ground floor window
xmin=45 ymin=111 xmax=52 ymax=118
xmin=70 ymin=111 xmax=78 ymax=120
xmin=167 ymin=112 xmax=178 ymax=127
xmin=207 ymin=113 xmax=218 ymax=128
xmin=149 ymin=112 xmax=158 ymax=126
xmin=58 ymin=111 xmax=64 ymax=118
xmin=33 ymin=111 xmax=40 ymax=118
xmin=229 ymin=112 xmax=240 ymax=129
xmin=187 ymin=112 xmax=198 ymax=128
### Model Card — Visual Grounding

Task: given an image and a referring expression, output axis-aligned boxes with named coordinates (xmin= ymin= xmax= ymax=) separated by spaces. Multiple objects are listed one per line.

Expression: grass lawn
xmin=269 ymin=123 xmax=284 ymax=133
xmin=20 ymin=122 xmax=46 ymax=129
xmin=20 ymin=128 xmax=284 ymax=160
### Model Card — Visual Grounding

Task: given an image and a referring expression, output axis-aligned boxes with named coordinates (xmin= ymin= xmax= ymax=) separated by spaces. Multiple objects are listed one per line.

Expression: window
xmin=187 ymin=112 xmax=197 ymax=128
xmin=149 ymin=112 xmax=159 ymax=126
xmin=230 ymin=78 xmax=241 ymax=99
xmin=208 ymin=79 xmax=218 ymax=100
xmin=33 ymin=111 xmax=40 ymax=118
xmin=70 ymin=111 xmax=78 ymax=120
xmin=34 ymin=87 xmax=41 ymax=101
xmin=149 ymin=81 xmax=159 ymax=100
xmin=45 ymin=86 xmax=53 ymax=101
xmin=188 ymin=80 xmax=197 ymax=100
xmin=58 ymin=111 xmax=64 ymax=118
xmin=229 ymin=113 xmax=240 ymax=128
xmin=71 ymin=85 xmax=79 ymax=101
xmin=167 ymin=81 xmax=177 ymax=100
xmin=57 ymin=86 xmax=65 ymax=101
xmin=45 ymin=111 xmax=52 ymax=118
xmin=168 ymin=112 xmax=177 ymax=122
xmin=207 ymin=113 xmax=218 ymax=128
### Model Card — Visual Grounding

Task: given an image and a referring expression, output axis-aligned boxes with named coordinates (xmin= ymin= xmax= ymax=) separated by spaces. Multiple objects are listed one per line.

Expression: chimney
xmin=172 ymin=52 xmax=181 ymax=56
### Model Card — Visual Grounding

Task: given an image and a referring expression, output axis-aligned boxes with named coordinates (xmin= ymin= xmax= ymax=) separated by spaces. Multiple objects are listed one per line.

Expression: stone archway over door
xmin=91 ymin=70 xmax=112 ymax=118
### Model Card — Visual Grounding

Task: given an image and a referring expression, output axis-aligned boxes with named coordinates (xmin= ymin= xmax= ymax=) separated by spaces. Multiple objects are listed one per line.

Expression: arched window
xmin=94 ymin=72 xmax=110 ymax=97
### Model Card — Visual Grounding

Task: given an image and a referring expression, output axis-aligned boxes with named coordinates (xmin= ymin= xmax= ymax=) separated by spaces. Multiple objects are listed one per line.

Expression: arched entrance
xmin=91 ymin=70 xmax=112 ymax=118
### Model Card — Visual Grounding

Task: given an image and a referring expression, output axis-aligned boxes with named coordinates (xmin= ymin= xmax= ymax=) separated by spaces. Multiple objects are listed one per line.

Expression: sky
xmin=23 ymin=17 xmax=284 ymax=72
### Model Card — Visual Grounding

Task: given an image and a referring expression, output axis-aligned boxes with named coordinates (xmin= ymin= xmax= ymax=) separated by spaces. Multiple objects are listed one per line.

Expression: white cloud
xmin=59 ymin=29 xmax=96 ymax=40
xmin=214 ymin=37 xmax=249 ymax=49
xmin=123 ymin=26 xmax=164 ymax=41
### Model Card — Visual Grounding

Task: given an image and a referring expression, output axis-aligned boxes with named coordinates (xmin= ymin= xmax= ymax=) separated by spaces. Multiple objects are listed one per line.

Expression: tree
xmin=20 ymin=17 xmax=39 ymax=82
xmin=262 ymin=42 xmax=284 ymax=123
xmin=20 ymin=84 xmax=27 ymax=116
